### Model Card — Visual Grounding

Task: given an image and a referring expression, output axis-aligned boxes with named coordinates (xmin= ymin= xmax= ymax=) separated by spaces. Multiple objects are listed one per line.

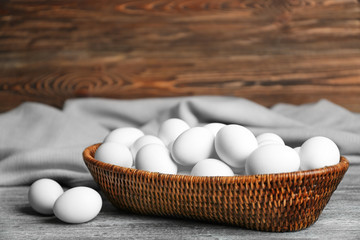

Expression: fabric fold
xmin=1 ymin=96 xmax=359 ymax=187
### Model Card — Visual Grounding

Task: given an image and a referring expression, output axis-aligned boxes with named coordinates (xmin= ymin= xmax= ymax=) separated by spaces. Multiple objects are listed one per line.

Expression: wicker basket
xmin=83 ymin=143 xmax=349 ymax=232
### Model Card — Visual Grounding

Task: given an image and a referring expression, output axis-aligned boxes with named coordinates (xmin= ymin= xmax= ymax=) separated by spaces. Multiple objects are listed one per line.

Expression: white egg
xmin=203 ymin=123 xmax=226 ymax=158
xmin=53 ymin=187 xmax=102 ymax=224
xmin=171 ymin=127 xmax=214 ymax=166
xmin=299 ymin=136 xmax=340 ymax=170
xmin=245 ymin=144 xmax=300 ymax=175
xmin=256 ymin=133 xmax=285 ymax=147
xmin=135 ymin=144 xmax=178 ymax=174
xmin=104 ymin=127 xmax=144 ymax=147
xmin=215 ymin=124 xmax=258 ymax=168
xmin=157 ymin=118 xmax=190 ymax=146
xmin=167 ymin=140 xmax=175 ymax=152
xmin=203 ymin=123 xmax=226 ymax=136
xmin=28 ymin=179 xmax=64 ymax=215
xmin=95 ymin=142 xmax=133 ymax=168
xmin=294 ymin=146 xmax=301 ymax=154
xmin=130 ymin=135 xmax=165 ymax=158
xmin=191 ymin=158 xmax=234 ymax=177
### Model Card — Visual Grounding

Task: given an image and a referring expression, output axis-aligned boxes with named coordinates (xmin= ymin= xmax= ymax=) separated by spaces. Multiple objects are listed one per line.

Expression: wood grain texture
xmin=1 ymin=162 xmax=359 ymax=239
xmin=0 ymin=0 xmax=360 ymax=112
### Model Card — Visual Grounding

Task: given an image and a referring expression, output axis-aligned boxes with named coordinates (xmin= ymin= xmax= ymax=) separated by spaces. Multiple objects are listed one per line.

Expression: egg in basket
xmin=83 ymin=119 xmax=349 ymax=232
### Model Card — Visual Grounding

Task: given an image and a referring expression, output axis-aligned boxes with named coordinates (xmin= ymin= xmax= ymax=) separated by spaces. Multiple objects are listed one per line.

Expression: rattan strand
xmin=83 ymin=143 xmax=349 ymax=232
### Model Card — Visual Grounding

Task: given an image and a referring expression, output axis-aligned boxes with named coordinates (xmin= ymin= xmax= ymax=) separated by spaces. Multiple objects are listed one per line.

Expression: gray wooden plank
xmin=1 ymin=163 xmax=359 ymax=240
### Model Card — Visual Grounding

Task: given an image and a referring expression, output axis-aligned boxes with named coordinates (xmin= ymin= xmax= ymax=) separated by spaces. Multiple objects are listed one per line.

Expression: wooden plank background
xmin=0 ymin=0 xmax=359 ymax=113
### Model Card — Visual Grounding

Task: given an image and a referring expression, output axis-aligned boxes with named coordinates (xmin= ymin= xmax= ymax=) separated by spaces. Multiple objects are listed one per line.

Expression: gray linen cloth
xmin=0 ymin=96 xmax=359 ymax=187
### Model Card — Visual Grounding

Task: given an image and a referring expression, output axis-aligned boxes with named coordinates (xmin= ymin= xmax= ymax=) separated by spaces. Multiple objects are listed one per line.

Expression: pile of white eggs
xmin=28 ymin=178 xmax=102 ymax=224
xmin=95 ymin=118 xmax=341 ymax=177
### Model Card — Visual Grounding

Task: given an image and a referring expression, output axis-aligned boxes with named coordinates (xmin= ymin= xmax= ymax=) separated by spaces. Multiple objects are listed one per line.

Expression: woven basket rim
xmin=83 ymin=143 xmax=349 ymax=184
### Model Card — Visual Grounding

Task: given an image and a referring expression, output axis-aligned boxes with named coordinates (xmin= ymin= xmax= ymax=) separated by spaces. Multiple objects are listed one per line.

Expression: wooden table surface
xmin=1 ymin=161 xmax=359 ymax=240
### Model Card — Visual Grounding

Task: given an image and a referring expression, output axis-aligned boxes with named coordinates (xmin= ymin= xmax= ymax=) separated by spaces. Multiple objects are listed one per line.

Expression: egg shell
xmin=171 ymin=127 xmax=214 ymax=166
xmin=167 ymin=140 xmax=175 ymax=152
xmin=104 ymin=127 xmax=144 ymax=147
xmin=95 ymin=142 xmax=133 ymax=167
xmin=135 ymin=144 xmax=178 ymax=174
xmin=294 ymin=146 xmax=301 ymax=154
xmin=130 ymin=135 xmax=165 ymax=158
xmin=256 ymin=133 xmax=285 ymax=146
xmin=299 ymin=136 xmax=340 ymax=170
xmin=53 ymin=187 xmax=102 ymax=224
xmin=258 ymin=140 xmax=285 ymax=147
xmin=157 ymin=118 xmax=190 ymax=146
xmin=215 ymin=124 xmax=258 ymax=168
xmin=191 ymin=158 xmax=234 ymax=177
xmin=203 ymin=123 xmax=225 ymax=158
xmin=28 ymin=178 xmax=64 ymax=215
xmin=203 ymin=123 xmax=226 ymax=136
xmin=245 ymin=144 xmax=300 ymax=175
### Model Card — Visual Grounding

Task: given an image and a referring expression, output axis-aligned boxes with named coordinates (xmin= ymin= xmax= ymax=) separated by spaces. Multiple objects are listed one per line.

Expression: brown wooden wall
xmin=1 ymin=0 xmax=359 ymax=112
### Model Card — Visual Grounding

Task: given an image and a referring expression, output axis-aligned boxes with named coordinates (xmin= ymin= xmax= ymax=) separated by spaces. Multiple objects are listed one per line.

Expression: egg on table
xmin=53 ymin=186 xmax=102 ymax=224
xmin=28 ymin=178 xmax=64 ymax=215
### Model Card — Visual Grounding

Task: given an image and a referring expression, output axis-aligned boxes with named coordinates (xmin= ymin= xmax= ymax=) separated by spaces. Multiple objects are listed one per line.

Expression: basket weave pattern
xmin=83 ymin=143 xmax=349 ymax=232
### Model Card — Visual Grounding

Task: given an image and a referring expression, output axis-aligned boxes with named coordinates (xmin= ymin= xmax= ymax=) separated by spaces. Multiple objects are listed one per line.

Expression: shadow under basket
xmin=83 ymin=143 xmax=349 ymax=232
